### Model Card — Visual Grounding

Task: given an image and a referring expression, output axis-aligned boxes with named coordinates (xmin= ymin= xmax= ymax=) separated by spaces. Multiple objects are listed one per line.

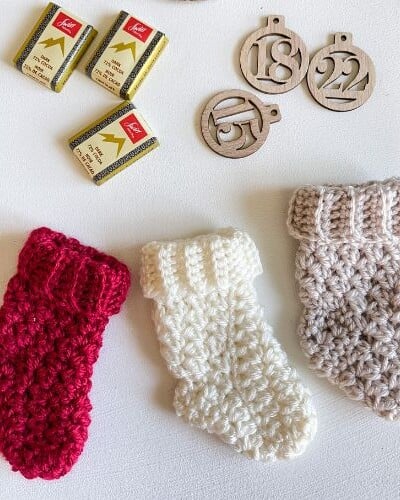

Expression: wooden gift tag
xmin=240 ymin=15 xmax=309 ymax=94
xmin=200 ymin=89 xmax=281 ymax=159
xmin=307 ymin=33 xmax=375 ymax=111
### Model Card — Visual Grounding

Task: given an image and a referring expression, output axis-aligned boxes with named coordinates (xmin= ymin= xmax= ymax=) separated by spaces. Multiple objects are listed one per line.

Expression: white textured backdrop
xmin=0 ymin=0 xmax=399 ymax=498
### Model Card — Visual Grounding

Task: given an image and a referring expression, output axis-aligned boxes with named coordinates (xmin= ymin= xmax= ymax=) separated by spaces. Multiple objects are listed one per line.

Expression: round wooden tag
xmin=240 ymin=15 xmax=309 ymax=94
xmin=200 ymin=90 xmax=281 ymax=159
xmin=307 ymin=33 xmax=375 ymax=111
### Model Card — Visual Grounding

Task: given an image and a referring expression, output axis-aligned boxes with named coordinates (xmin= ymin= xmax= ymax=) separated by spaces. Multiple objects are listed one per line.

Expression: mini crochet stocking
xmin=141 ymin=228 xmax=316 ymax=461
xmin=0 ymin=227 xmax=130 ymax=479
xmin=288 ymin=178 xmax=400 ymax=419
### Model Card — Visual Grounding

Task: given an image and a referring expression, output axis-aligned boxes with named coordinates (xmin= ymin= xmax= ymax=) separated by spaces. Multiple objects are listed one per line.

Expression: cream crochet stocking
xmin=288 ymin=178 xmax=400 ymax=419
xmin=141 ymin=228 xmax=316 ymax=461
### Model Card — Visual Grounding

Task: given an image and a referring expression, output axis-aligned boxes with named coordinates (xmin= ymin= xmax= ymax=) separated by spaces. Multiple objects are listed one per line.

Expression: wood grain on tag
xmin=240 ymin=15 xmax=309 ymax=94
xmin=307 ymin=33 xmax=375 ymax=111
xmin=201 ymin=90 xmax=281 ymax=158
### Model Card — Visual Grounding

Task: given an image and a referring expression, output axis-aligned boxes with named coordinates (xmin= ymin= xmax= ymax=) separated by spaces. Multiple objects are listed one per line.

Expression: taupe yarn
xmin=288 ymin=178 xmax=400 ymax=419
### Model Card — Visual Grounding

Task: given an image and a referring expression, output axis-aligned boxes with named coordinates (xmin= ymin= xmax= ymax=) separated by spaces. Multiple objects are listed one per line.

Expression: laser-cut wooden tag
xmin=200 ymin=89 xmax=281 ymax=159
xmin=307 ymin=33 xmax=375 ymax=111
xmin=240 ymin=15 xmax=309 ymax=94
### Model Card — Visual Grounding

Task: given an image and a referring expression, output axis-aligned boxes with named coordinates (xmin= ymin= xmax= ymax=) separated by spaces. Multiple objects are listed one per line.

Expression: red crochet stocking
xmin=0 ymin=227 xmax=130 ymax=479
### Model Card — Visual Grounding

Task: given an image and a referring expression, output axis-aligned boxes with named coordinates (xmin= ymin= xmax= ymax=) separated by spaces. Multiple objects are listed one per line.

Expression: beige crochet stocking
xmin=288 ymin=178 xmax=400 ymax=419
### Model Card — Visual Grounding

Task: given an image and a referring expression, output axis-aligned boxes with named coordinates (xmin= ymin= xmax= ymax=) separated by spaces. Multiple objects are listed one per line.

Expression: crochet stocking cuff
xmin=17 ymin=227 xmax=130 ymax=316
xmin=287 ymin=178 xmax=400 ymax=242
xmin=141 ymin=228 xmax=262 ymax=300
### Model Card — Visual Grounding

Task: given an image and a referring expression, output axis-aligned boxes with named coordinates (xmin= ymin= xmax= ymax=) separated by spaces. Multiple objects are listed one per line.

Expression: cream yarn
xmin=141 ymin=228 xmax=316 ymax=461
xmin=288 ymin=178 xmax=400 ymax=419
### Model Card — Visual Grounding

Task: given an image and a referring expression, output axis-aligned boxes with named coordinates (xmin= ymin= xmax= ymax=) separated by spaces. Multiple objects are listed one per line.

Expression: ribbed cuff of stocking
xmin=287 ymin=178 xmax=400 ymax=242
xmin=141 ymin=228 xmax=263 ymax=300
xmin=18 ymin=227 xmax=130 ymax=315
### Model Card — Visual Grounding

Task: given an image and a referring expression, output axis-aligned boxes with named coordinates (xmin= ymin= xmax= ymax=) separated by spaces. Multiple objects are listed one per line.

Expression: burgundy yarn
xmin=0 ymin=227 xmax=130 ymax=479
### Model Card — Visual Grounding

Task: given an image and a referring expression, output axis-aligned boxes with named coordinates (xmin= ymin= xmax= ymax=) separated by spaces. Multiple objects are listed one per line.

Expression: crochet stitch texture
xmin=141 ymin=228 xmax=316 ymax=461
xmin=288 ymin=178 xmax=400 ymax=419
xmin=0 ymin=227 xmax=130 ymax=479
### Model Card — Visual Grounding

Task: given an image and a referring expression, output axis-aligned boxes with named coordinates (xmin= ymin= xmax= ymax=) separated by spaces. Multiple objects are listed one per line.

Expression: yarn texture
xmin=141 ymin=228 xmax=316 ymax=461
xmin=288 ymin=178 xmax=400 ymax=419
xmin=0 ymin=227 xmax=130 ymax=479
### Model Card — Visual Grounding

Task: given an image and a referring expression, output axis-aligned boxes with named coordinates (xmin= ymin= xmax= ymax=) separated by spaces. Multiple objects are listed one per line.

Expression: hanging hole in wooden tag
xmin=307 ymin=32 xmax=376 ymax=111
xmin=240 ymin=15 xmax=309 ymax=94
xmin=200 ymin=89 xmax=281 ymax=159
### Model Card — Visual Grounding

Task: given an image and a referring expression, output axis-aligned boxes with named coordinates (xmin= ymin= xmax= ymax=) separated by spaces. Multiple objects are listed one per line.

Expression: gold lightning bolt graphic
xmin=39 ymin=36 xmax=65 ymax=56
xmin=99 ymin=133 xmax=126 ymax=157
xmin=110 ymin=42 xmax=136 ymax=60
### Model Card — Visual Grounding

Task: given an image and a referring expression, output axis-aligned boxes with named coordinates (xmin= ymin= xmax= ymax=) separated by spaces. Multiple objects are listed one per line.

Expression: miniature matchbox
xmin=69 ymin=101 xmax=159 ymax=185
xmin=14 ymin=2 xmax=97 ymax=92
xmin=86 ymin=11 xmax=168 ymax=100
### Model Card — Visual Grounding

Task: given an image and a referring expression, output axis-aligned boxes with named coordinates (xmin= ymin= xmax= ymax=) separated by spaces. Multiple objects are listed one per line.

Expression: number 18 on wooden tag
xmin=240 ymin=15 xmax=309 ymax=94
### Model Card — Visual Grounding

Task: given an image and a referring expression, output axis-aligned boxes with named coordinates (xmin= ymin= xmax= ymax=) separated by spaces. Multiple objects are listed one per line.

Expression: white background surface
xmin=0 ymin=0 xmax=399 ymax=498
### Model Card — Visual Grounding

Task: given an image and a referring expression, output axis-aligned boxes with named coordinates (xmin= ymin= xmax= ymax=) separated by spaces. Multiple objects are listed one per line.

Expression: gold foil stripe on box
xmin=52 ymin=25 xmax=95 ymax=91
xmin=69 ymin=102 xmax=135 ymax=148
xmin=86 ymin=11 xmax=129 ymax=77
xmin=85 ymin=10 xmax=167 ymax=100
xmin=14 ymin=2 xmax=97 ymax=92
xmin=14 ymin=3 xmax=59 ymax=70
xmin=68 ymin=101 xmax=159 ymax=185
xmin=120 ymin=31 xmax=166 ymax=99
xmin=93 ymin=137 xmax=158 ymax=185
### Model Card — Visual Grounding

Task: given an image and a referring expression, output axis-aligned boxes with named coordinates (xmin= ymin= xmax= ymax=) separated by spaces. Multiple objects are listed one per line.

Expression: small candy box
xmin=69 ymin=101 xmax=159 ymax=185
xmin=14 ymin=2 xmax=97 ymax=92
xmin=86 ymin=11 xmax=168 ymax=100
